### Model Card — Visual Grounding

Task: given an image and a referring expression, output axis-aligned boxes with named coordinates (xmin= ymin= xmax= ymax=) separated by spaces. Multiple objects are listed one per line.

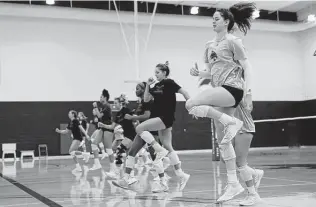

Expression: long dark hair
xmin=217 ymin=3 xmax=257 ymax=35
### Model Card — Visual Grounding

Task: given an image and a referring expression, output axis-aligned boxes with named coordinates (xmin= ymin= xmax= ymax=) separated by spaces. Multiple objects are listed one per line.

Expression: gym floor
xmin=1 ymin=147 xmax=316 ymax=207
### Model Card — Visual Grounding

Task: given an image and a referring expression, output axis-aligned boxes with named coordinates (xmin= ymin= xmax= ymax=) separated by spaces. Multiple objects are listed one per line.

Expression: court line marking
xmin=184 ymin=168 xmax=316 ymax=184
xmin=0 ymin=172 xmax=62 ymax=207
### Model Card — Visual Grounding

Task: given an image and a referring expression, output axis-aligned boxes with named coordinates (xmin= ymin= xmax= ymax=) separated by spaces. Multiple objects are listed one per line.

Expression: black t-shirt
xmin=99 ymin=103 xmax=112 ymax=125
xmin=67 ymin=119 xmax=82 ymax=141
xmin=91 ymin=116 xmax=100 ymax=129
xmin=114 ymin=107 xmax=136 ymax=140
xmin=134 ymin=100 xmax=153 ymax=119
xmin=149 ymin=79 xmax=181 ymax=119
xmin=80 ymin=120 xmax=88 ymax=130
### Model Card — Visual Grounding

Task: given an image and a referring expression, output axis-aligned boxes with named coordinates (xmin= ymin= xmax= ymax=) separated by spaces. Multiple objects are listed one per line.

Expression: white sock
xmin=175 ymin=168 xmax=184 ymax=177
xmin=247 ymin=186 xmax=256 ymax=194
xmin=227 ymin=170 xmax=238 ymax=184
xmin=218 ymin=113 xmax=233 ymax=126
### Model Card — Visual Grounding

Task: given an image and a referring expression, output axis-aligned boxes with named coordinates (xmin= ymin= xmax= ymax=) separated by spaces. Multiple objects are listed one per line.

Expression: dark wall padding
xmin=0 ymin=100 xmax=314 ymax=157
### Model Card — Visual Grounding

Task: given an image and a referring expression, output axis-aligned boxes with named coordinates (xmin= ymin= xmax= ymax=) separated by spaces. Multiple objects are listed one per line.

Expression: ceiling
xmin=146 ymin=0 xmax=315 ymax=12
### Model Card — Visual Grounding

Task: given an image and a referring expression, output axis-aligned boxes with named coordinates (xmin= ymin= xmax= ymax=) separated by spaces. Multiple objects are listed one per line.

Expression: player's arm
xmin=144 ymin=84 xmax=153 ymax=103
xmin=126 ymin=110 xmax=151 ymax=122
xmin=55 ymin=128 xmax=70 ymax=134
xmin=79 ymin=125 xmax=90 ymax=138
xmin=178 ymin=88 xmax=190 ymax=101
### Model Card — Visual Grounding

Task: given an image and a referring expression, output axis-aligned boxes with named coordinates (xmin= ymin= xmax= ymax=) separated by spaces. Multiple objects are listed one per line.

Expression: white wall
xmin=0 ymin=13 xmax=305 ymax=101
xmin=297 ymin=26 xmax=316 ymax=100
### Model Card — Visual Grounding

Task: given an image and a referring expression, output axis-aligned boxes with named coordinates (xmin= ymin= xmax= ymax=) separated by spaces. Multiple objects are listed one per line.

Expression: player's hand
xmin=55 ymin=128 xmax=60 ymax=133
xmin=124 ymin=114 xmax=133 ymax=120
xmin=190 ymin=63 xmax=199 ymax=76
xmin=147 ymin=77 xmax=155 ymax=85
xmin=92 ymin=102 xmax=98 ymax=108
xmin=98 ymin=122 xmax=104 ymax=128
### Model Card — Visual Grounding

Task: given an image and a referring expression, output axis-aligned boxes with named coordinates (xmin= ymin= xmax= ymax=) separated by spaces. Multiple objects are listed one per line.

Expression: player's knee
xmin=135 ymin=125 xmax=144 ymax=134
xmin=69 ymin=150 xmax=76 ymax=156
xmin=236 ymin=157 xmax=247 ymax=168
xmin=219 ymin=142 xmax=236 ymax=161
xmin=185 ymin=99 xmax=194 ymax=111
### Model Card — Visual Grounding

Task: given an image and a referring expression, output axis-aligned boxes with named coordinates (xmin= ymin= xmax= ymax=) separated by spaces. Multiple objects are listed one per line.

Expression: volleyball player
xmin=186 ymin=3 xmax=257 ymax=202
xmin=114 ymin=62 xmax=191 ymax=192
xmin=55 ymin=110 xmax=90 ymax=172
xmin=99 ymin=94 xmax=136 ymax=179
xmin=90 ymin=108 xmax=107 ymax=160
xmin=89 ymin=89 xmax=116 ymax=177
xmin=78 ymin=112 xmax=90 ymax=157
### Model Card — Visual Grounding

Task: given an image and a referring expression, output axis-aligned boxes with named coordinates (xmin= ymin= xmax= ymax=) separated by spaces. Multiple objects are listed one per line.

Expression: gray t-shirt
xmin=204 ymin=34 xmax=247 ymax=90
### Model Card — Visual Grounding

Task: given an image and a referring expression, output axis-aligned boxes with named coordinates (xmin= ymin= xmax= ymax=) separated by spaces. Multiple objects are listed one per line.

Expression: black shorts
xmin=160 ymin=116 xmax=174 ymax=129
xmin=125 ymin=134 xmax=136 ymax=141
xmin=150 ymin=131 xmax=159 ymax=136
xmin=101 ymin=128 xmax=114 ymax=133
xmin=222 ymin=85 xmax=244 ymax=108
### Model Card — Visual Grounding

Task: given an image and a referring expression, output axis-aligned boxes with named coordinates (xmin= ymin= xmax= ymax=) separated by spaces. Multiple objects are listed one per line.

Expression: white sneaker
xmin=239 ymin=191 xmax=262 ymax=206
xmin=221 ymin=118 xmax=243 ymax=144
xmin=106 ymin=170 xmax=119 ymax=180
xmin=112 ymin=176 xmax=138 ymax=189
xmin=90 ymin=164 xmax=102 ymax=171
xmin=152 ymin=178 xmax=169 ymax=193
xmin=135 ymin=158 xmax=145 ymax=168
xmin=178 ymin=173 xmax=190 ymax=191
xmin=153 ymin=148 xmax=168 ymax=164
xmin=216 ymin=183 xmax=244 ymax=203
xmin=254 ymin=169 xmax=264 ymax=191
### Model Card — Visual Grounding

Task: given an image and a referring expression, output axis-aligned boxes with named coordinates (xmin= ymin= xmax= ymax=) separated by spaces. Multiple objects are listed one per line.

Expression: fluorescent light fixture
xmin=46 ymin=0 xmax=55 ymax=5
xmin=307 ymin=14 xmax=315 ymax=22
xmin=191 ymin=6 xmax=199 ymax=15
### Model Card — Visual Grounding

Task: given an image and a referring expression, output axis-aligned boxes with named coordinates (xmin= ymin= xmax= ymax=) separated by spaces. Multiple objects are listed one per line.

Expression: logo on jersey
xmin=151 ymin=85 xmax=164 ymax=95
xmin=209 ymin=51 xmax=218 ymax=62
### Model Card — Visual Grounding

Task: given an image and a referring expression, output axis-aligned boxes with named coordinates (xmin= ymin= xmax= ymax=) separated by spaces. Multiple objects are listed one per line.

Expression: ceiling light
xmin=252 ymin=9 xmax=260 ymax=19
xmin=46 ymin=0 xmax=55 ymax=5
xmin=190 ymin=7 xmax=199 ymax=15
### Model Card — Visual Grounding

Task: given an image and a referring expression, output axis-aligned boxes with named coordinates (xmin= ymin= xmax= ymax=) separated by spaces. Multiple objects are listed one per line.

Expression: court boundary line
xmin=0 ymin=172 xmax=63 ymax=207
xmin=2 ymin=145 xmax=316 ymax=162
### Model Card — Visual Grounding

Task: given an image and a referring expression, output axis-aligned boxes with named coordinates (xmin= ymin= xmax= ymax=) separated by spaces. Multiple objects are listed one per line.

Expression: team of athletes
xmin=55 ymin=2 xmax=264 ymax=205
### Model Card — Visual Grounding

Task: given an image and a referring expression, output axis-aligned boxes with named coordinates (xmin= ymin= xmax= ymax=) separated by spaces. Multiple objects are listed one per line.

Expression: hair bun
xmin=165 ymin=61 xmax=169 ymax=66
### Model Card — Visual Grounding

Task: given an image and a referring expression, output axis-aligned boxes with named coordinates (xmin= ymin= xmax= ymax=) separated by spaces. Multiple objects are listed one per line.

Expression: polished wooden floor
xmin=1 ymin=147 xmax=316 ymax=207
